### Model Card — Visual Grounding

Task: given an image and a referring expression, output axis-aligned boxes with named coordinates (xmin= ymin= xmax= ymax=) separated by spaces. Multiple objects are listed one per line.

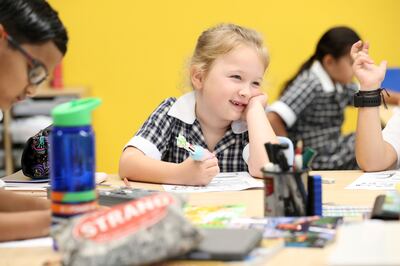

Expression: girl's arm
xmin=0 ymin=210 xmax=51 ymax=242
xmin=267 ymin=112 xmax=288 ymax=136
xmin=0 ymin=190 xmax=49 ymax=212
xmin=352 ymin=41 xmax=396 ymax=171
xmin=246 ymin=94 xmax=279 ymax=177
xmin=119 ymin=147 xmax=219 ymax=185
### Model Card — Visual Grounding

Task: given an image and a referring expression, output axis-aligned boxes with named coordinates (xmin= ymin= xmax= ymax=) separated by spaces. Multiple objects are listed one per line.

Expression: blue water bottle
xmin=50 ymin=98 xmax=101 ymax=222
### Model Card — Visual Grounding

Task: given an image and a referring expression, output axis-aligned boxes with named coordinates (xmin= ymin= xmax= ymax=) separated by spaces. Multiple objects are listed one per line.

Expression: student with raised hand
xmin=268 ymin=26 xmax=400 ymax=170
xmin=120 ymin=23 xmax=278 ymax=185
xmin=0 ymin=0 xmax=68 ymax=241
xmin=352 ymin=41 xmax=395 ymax=171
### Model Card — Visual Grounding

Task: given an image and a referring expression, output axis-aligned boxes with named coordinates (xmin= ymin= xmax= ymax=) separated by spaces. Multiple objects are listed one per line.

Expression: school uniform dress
xmin=268 ymin=61 xmax=358 ymax=170
xmin=125 ymin=91 xmax=251 ymax=172
xmin=382 ymin=110 xmax=400 ymax=168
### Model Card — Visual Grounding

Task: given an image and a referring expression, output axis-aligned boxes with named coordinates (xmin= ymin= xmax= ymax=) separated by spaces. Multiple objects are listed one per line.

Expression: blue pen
xmin=176 ymin=134 xmax=212 ymax=161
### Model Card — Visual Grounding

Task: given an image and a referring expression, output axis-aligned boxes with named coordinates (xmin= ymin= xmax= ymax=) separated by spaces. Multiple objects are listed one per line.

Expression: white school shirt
xmin=382 ymin=109 xmax=400 ymax=168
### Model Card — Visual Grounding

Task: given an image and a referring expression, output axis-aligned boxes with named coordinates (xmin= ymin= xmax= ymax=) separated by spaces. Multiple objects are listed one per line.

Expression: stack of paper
xmin=3 ymin=178 xmax=48 ymax=191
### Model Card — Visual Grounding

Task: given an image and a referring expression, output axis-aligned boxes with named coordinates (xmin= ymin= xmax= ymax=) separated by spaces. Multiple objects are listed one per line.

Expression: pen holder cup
xmin=261 ymin=168 xmax=309 ymax=217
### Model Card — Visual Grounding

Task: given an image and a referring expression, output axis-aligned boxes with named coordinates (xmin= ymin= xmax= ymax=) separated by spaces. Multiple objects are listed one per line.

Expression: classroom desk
xmin=0 ymin=170 xmax=385 ymax=266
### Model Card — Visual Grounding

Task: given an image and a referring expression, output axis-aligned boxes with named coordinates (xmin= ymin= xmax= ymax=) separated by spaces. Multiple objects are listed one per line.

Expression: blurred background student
xmin=0 ymin=0 xmax=68 ymax=241
xmin=267 ymin=26 xmax=400 ymax=170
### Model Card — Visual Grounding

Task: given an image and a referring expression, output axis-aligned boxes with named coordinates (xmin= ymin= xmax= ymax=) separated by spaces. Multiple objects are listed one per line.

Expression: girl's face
xmin=0 ymin=35 xmax=63 ymax=110
xmin=327 ymin=54 xmax=354 ymax=85
xmin=194 ymin=45 xmax=265 ymax=124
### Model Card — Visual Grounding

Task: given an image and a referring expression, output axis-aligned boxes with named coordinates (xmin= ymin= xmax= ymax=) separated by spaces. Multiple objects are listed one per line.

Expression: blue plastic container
xmin=50 ymin=125 xmax=95 ymax=192
xmin=50 ymin=98 xmax=101 ymax=220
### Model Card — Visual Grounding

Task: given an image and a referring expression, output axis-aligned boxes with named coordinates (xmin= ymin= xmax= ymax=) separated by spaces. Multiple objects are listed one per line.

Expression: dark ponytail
xmin=0 ymin=0 xmax=68 ymax=55
xmin=280 ymin=26 xmax=360 ymax=96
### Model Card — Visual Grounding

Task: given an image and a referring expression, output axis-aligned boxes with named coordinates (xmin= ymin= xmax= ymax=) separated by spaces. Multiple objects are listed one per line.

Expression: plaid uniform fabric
xmin=270 ymin=63 xmax=358 ymax=170
xmin=129 ymin=97 xmax=249 ymax=172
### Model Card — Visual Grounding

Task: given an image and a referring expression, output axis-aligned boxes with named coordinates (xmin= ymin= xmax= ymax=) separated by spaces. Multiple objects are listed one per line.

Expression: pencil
xmin=123 ymin=177 xmax=132 ymax=188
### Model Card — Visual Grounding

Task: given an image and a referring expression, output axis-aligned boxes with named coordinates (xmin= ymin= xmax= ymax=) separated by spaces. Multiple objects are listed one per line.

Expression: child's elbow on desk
xmin=247 ymin=162 xmax=263 ymax=178
xmin=118 ymin=147 xmax=142 ymax=180
xmin=357 ymin=159 xmax=393 ymax=172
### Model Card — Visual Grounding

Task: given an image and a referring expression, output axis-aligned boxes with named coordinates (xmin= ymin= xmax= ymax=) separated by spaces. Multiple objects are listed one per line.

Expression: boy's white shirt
xmin=382 ymin=107 xmax=400 ymax=168
xmin=266 ymin=60 xmax=344 ymax=127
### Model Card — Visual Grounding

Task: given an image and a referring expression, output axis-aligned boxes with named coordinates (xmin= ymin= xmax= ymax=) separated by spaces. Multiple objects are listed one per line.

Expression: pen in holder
xmin=262 ymin=142 xmax=310 ymax=217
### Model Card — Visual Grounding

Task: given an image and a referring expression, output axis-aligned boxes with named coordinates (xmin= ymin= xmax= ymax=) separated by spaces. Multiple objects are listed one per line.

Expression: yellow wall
xmin=48 ymin=0 xmax=400 ymax=173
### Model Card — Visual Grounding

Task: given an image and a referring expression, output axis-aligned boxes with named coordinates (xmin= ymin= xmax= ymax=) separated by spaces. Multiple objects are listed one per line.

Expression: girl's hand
xmin=177 ymin=155 xmax=220 ymax=186
xmin=243 ymin=92 xmax=267 ymax=120
xmin=351 ymin=40 xmax=387 ymax=90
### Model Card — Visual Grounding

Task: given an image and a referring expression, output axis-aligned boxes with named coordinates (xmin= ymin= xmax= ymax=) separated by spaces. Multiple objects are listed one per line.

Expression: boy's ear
xmin=190 ymin=66 xmax=204 ymax=90
xmin=322 ymin=54 xmax=335 ymax=68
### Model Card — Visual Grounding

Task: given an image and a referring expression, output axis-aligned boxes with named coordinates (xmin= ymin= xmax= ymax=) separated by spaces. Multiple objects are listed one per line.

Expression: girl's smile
xmin=229 ymin=99 xmax=247 ymax=112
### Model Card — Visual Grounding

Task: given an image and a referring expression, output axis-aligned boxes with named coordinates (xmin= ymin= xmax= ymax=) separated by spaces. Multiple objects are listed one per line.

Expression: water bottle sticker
xmin=51 ymin=201 xmax=98 ymax=216
xmin=51 ymin=190 xmax=97 ymax=203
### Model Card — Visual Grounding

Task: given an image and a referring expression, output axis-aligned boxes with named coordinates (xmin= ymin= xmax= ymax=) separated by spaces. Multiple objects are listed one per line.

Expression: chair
xmin=382 ymin=68 xmax=400 ymax=92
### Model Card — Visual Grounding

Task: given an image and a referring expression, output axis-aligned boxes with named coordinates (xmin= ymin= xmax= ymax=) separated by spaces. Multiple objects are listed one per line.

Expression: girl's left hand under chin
xmin=242 ymin=92 xmax=267 ymax=120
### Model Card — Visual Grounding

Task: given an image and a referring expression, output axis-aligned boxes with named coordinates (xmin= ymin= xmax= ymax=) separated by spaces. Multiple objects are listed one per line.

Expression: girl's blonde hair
xmin=190 ymin=23 xmax=269 ymax=78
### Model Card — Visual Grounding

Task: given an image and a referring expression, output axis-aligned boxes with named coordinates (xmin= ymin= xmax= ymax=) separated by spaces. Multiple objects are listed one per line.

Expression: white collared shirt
xmin=124 ymin=92 xmax=252 ymax=172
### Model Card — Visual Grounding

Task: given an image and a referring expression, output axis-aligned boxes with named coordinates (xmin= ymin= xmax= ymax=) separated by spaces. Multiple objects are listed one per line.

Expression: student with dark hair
xmin=0 ymin=0 xmax=68 ymax=241
xmin=267 ymin=26 xmax=399 ymax=170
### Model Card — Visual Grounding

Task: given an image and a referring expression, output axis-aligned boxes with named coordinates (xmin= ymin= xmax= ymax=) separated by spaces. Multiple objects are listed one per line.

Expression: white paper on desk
xmin=162 ymin=172 xmax=264 ymax=193
xmin=345 ymin=170 xmax=400 ymax=190
xmin=4 ymin=181 xmax=49 ymax=192
xmin=4 ymin=186 xmax=47 ymax=191
xmin=328 ymin=220 xmax=400 ymax=265
xmin=95 ymin=172 xmax=108 ymax=184
xmin=2 ymin=172 xmax=106 ymax=188
xmin=4 ymin=182 xmax=49 ymax=188
xmin=0 ymin=237 xmax=52 ymax=248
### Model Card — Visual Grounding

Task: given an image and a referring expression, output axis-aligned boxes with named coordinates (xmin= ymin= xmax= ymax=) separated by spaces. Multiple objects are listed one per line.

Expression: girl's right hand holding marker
xmin=177 ymin=154 xmax=220 ymax=186
xmin=351 ymin=40 xmax=387 ymax=90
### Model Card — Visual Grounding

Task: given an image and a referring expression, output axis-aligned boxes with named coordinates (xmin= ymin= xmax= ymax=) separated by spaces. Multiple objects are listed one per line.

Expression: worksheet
xmin=345 ymin=170 xmax=400 ymax=190
xmin=0 ymin=237 xmax=52 ymax=248
xmin=163 ymin=172 xmax=264 ymax=193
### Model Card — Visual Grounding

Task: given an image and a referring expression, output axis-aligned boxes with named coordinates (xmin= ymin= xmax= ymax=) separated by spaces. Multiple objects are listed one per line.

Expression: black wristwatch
xmin=353 ymin=89 xmax=386 ymax=107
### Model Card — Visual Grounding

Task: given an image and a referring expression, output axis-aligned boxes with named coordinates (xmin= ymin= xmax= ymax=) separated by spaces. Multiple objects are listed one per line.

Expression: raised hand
xmin=351 ymin=40 xmax=387 ymax=90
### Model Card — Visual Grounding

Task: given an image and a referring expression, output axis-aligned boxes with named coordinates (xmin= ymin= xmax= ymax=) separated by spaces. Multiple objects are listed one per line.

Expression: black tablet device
xmin=181 ymin=228 xmax=263 ymax=261
xmin=98 ymin=188 xmax=158 ymax=206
